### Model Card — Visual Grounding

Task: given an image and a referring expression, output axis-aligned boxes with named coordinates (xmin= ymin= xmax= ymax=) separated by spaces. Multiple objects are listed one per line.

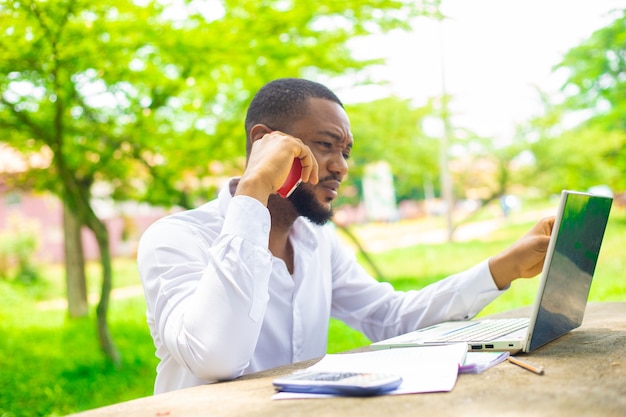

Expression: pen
xmin=507 ymin=356 xmax=544 ymax=375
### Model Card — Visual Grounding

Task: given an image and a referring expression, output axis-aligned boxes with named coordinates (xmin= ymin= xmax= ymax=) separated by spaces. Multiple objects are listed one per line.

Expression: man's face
xmin=285 ymin=98 xmax=353 ymax=225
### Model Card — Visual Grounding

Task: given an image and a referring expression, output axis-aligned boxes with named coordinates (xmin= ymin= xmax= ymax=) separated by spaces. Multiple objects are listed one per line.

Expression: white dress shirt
xmin=137 ymin=181 xmax=506 ymax=394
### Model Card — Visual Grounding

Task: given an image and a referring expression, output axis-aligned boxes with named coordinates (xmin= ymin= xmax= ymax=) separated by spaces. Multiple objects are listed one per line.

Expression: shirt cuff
xmin=477 ymin=258 xmax=508 ymax=291
xmin=462 ymin=259 xmax=508 ymax=318
xmin=221 ymin=195 xmax=271 ymax=248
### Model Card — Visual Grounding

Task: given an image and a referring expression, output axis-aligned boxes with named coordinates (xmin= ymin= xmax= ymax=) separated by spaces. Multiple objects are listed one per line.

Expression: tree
xmin=0 ymin=0 xmax=438 ymax=362
xmin=345 ymin=96 xmax=440 ymax=202
xmin=556 ymin=7 xmax=626 ymax=133
xmin=524 ymin=119 xmax=625 ymax=194
xmin=535 ymin=7 xmax=626 ymax=192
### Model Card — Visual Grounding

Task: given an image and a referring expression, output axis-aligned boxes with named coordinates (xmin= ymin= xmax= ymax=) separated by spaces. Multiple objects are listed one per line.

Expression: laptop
xmin=371 ymin=190 xmax=613 ymax=354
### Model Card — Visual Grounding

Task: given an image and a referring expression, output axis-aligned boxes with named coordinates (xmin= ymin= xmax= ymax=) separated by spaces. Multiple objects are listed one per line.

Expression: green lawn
xmin=0 ymin=271 xmax=157 ymax=417
xmin=329 ymin=205 xmax=626 ymax=352
xmin=1 ymin=205 xmax=624 ymax=417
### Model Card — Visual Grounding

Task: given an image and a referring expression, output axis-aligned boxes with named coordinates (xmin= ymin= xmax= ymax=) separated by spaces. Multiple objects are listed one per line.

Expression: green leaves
xmin=0 ymin=0 xmax=425 ymax=208
xmin=346 ymin=97 xmax=438 ymax=201
xmin=531 ymin=8 xmax=626 ymax=193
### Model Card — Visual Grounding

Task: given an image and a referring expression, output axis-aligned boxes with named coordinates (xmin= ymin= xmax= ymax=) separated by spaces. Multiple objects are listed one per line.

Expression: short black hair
xmin=244 ymin=78 xmax=343 ymax=152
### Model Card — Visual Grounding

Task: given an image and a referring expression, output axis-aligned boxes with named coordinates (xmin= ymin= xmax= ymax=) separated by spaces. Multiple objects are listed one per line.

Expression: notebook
xmin=371 ymin=190 xmax=613 ymax=354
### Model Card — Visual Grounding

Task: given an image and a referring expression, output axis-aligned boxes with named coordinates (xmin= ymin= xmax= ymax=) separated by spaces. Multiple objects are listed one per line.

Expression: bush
xmin=0 ymin=215 xmax=40 ymax=283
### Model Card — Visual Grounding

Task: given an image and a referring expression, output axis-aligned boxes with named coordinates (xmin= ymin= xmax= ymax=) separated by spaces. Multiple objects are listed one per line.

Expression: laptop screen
xmin=527 ymin=191 xmax=613 ymax=351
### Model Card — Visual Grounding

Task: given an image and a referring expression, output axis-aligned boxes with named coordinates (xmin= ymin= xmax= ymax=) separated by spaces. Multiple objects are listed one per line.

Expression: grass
xmin=327 ymin=204 xmax=626 ymax=352
xmin=1 ymin=203 xmax=624 ymax=416
xmin=0 ymin=267 xmax=157 ymax=417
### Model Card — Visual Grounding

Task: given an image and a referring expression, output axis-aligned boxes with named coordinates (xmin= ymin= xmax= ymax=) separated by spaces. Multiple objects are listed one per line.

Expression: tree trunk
xmin=69 ymin=192 xmax=121 ymax=365
xmin=57 ymin=168 xmax=120 ymax=364
xmin=63 ymin=202 xmax=88 ymax=318
xmin=60 ymin=166 xmax=120 ymax=364
xmin=86 ymin=212 xmax=121 ymax=366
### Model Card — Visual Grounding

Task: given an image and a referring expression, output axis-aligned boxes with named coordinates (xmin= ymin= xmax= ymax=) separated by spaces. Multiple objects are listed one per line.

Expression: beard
xmin=288 ymin=182 xmax=334 ymax=226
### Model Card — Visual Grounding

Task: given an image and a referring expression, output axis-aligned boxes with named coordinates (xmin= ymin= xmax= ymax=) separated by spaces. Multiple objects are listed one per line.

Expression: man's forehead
xmin=317 ymin=129 xmax=353 ymax=148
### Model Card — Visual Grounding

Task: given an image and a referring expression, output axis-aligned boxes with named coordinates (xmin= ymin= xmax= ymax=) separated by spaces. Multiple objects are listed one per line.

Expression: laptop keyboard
xmin=429 ymin=318 xmax=529 ymax=342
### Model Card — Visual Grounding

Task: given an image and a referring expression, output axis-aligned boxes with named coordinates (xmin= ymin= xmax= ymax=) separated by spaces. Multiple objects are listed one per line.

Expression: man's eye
xmin=318 ymin=142 xmax=332 ymax=148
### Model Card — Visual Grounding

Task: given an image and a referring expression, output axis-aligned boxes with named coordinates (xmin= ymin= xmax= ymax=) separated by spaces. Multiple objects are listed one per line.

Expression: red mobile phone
xmin=277 ymin=158 xmax=302 ymax=198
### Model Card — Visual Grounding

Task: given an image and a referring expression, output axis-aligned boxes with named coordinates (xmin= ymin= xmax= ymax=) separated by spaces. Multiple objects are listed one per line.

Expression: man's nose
xmin=328 ymin=152 xmax=349 ymax=179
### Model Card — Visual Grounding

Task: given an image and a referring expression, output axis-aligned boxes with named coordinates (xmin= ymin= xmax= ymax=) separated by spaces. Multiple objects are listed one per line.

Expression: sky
xmin=331 ymin=0 xmax=625 ymax=143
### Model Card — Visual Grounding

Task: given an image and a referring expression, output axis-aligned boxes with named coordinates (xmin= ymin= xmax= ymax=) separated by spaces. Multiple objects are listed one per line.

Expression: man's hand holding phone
xmin=276 ymin=157 xmax=303 ymax=198
xmin=236 ymin=130 xmax=318 ymax=205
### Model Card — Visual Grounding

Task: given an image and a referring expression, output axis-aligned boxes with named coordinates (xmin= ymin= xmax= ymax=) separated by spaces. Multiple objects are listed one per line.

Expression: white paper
xmin=272 ymin=343 xmax=467 ymax=399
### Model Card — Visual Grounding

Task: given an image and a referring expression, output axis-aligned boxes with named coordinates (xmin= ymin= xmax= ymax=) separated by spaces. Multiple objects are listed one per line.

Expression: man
xmin=138 ymin=78 xmax=554 ymax=394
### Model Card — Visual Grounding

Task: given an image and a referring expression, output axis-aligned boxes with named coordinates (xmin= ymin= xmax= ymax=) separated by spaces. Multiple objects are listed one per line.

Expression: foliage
xmin=524 ymin=7 xmax=626 ymax=194
xmin=0 ymin=0 xmax=438 ymax=362
xmin=445 ymin=128 xmax=527 ymax=202
xmin=556 ymin=8 xmax=626 ymax=133
xmin=345 ymin=97 xmax=440 ymax=202
xmin=0 ymin=0 xmax=436 ymax=207
xmin=527 ymin=125 xmax=625 ymax=194
xmin=0 ymin=214 xmax=40 ymax=283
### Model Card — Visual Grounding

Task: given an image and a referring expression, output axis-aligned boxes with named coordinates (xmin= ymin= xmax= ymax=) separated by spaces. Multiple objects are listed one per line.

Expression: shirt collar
xmin=291 ymin=216 xmax=320 ymax=252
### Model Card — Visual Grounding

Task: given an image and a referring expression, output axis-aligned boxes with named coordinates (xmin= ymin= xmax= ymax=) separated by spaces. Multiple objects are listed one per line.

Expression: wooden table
xmin=70 ymin=302 xmax=626 ymax=417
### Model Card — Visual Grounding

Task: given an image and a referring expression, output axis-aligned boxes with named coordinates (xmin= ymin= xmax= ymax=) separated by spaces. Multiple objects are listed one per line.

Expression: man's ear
xmin=249 ymin=124 xmax=273 ymax=143
xmin=246 ymin=124 xmax=273 ymax=161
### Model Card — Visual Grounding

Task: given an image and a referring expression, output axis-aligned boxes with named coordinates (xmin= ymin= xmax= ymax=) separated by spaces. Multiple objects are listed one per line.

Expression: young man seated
xmin=137 ymin=78 xmax=554 ymax=394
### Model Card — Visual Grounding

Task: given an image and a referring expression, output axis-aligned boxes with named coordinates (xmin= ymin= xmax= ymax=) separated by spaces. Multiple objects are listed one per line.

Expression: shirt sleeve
xmin=328 ymin=233 xmax=506 ymax=342
xmin=137 ymin=196 xmax=273 ymax=382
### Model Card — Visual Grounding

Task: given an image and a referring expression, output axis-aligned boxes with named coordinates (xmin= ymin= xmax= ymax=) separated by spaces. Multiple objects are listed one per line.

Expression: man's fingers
xmin=298 ymin=151 xmax=318 ymax=185
xmin=255 ymin=130 xmax=319 ymax=190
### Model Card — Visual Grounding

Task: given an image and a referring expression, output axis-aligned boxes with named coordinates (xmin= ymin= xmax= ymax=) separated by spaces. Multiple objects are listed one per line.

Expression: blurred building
xmin=0 ymin=144 xmax=169 ymax=264
xmin=0 ymin=181 xmax=170 ymax=263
